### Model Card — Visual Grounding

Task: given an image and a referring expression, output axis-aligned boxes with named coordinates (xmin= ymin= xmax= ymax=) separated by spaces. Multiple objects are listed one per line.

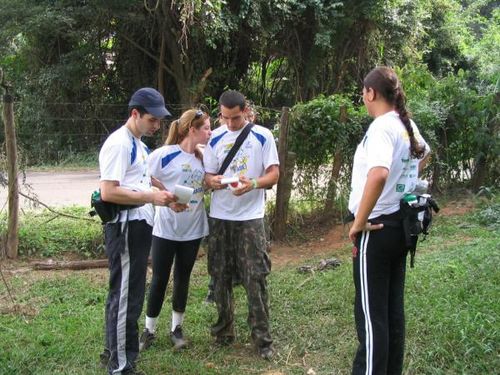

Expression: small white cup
xmin=221 ymin=176 xmax=241 ymax=190
xmin=174 ymin=184 xmax=194 ymax=204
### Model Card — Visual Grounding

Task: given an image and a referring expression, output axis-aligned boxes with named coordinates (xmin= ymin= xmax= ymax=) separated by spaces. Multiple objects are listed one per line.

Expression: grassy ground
xmin=0 ymin=207 xmax=104 ymax=258
xmin=25 ymin=152 xmax=99 ymax=172
xmin=0 ymin=204 xmax=498 ymax=374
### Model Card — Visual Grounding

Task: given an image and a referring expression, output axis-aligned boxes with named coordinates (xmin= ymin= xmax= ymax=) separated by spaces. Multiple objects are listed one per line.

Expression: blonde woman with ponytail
xmin=140 ymin=109 xmax=211 ymax=351
xmin=348 ymin=67 xmax=430 ymax=375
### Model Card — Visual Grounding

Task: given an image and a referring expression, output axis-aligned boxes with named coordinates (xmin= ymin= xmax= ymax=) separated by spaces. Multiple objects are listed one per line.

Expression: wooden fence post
xmin=273 ymin=106 xmax=294 ymax=240
xmin=2 ymin=81 xmax=19 ymax=259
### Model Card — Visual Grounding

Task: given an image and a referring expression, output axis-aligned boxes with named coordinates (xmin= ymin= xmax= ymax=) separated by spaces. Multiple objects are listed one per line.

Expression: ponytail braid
xmin=364 ymin=66 xmax=426 ymax=159
xmin=395 ymin=89 xmax=424 ymax=159
xmin=165 ymin=119 xmax=181 ymax=145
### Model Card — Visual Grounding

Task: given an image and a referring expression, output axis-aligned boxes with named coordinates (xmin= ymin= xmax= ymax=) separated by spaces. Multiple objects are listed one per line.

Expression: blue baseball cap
xmin=128 ymin=87 xmax=171 ymax=118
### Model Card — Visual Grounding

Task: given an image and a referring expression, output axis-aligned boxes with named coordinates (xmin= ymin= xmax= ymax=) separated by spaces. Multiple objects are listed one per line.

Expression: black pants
xmin=146 ymin=236 xmax=201 ymax=317
xmin=104 ymin=220 xmax=152 ymax=375
xmin=352 ymin=222 xmax=407 ymax=375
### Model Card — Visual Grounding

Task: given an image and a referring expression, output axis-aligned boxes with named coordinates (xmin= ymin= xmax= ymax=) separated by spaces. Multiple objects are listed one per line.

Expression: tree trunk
xmin=273 ymin=107 xmax=292 ymax=240
xmin=471 ymin=92 xmax=499 ymax=191
xmin=3 ymin=93 xmax=19 ymax=259
xmin=157 ymin=32 xmax=166 ymax=95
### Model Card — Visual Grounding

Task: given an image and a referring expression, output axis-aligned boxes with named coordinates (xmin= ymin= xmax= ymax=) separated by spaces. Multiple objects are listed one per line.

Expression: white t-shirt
xmin=348 ymin=111 xmax=430 ymax=219
xmin=99 ymin=125 xmax=154 ymax=225
xmin=203 ymin=123 xmax=279 ymax=221
xmin=148 ymin=145 xmax=209 ymax=241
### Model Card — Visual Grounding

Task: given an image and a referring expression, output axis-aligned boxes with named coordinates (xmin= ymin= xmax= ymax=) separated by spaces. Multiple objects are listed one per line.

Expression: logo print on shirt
xmin=223 ymin=143 xmax=234 ymax=155
xmin=181 ymin=163 xmax=192 ymax=173
xmin=229 ymin=149 xmax=249 ymax=176
xmin=181 ymin=167 xmax=204 ymax=209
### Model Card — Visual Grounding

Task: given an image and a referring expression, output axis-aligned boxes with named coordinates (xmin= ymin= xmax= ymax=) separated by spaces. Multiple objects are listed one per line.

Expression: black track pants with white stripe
xmin=352 ymin=225 xmax=407 ymax=375
xmin=104 ymin=220 xmax=152 ymax=375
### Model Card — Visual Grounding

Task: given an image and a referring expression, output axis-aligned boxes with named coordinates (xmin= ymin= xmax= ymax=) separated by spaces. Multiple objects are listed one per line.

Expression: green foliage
xmin=287 ymin=94 xmax=367 ymax=206
xmin=0 ymin=206 xmax=103 ymax=258
xmin=0 ymin=0 xmax=498 ymax=178
xmin=473 ymin=199 xmax=500 ymax=229
xmin=399 ymin=64 xmax=499 ymax=188
xmin=289 ymin=95 xmax=366 ymax=167
xmin=474 ymin=204 xmax=500 ymax=229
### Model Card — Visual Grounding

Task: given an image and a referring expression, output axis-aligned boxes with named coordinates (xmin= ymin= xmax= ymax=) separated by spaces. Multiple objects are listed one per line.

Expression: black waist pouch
xmin=399 ymin=195 xmax=439 ymax=267
xmin=90 ymin=190 xmax=143 ymax=224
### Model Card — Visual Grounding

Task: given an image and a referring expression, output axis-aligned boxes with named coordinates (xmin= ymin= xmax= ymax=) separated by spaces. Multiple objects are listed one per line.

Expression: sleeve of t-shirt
xmin=365 ymin=124 xmax=395 ymax=171
xmin=147 ymin=148 xmax=162 ymax=179
xmin=261 ymin=129 xmax=280 ymax=170
xmin=203 ymin=139 xmax=219 ymax=174
xmin=99 ymin=143 xmax=129 ymax=183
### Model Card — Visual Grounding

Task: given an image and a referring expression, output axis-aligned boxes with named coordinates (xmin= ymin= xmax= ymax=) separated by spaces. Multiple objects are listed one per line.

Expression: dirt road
xmin=0 ymin=170 xmax=100 ymax=208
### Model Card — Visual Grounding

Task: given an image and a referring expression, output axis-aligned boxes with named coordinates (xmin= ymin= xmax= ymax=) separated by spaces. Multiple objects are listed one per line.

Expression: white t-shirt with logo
xmin=148 ymin=145 xmax=209 ymax=241
xmin=204 ymin=123 xmax=279 ymax=221
xmin=348 ymin=111 xmax=430 ymax=219
xmin=99 ymin=125 xmax=155 ymax=225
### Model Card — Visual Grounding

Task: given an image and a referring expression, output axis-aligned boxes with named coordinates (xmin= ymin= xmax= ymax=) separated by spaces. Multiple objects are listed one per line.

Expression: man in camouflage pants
xmin=203 ymin=90 xmax=279 ymax=360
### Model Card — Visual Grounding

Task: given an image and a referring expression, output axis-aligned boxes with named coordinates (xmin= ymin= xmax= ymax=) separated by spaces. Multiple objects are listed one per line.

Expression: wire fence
xmin=0 ymin=101 xmax=286 ymax=164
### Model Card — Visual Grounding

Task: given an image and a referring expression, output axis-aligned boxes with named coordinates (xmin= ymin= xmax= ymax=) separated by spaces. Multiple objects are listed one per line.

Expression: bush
xmin=473 ymin=203 xmax=500 ymax=229
xmin=0 ymin=206 xmax=104 ymax=258
xmin=288 ymin=94 xmax=367 ymax=208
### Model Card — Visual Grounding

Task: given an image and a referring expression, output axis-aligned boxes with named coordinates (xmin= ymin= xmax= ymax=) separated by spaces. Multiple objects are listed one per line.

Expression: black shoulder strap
xmin=217 ymin=123 xmax=254 ymax=175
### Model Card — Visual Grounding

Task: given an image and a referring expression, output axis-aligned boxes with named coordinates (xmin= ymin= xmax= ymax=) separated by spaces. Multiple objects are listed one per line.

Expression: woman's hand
xmin=349 ymin=221 xmax=384 ymax=243
xmin=209 ymin=175 xmax=225 ymax=190
xmin=168 ymin=202 xmax=189 ymax=213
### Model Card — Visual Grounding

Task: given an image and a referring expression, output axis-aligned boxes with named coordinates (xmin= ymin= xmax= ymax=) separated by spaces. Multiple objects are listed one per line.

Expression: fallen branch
xmin=32 ymin=259 xmax=109 ymax=270
xmin=19 ymin=191 xmax=96 ymax=222
xmin=33 ymin=251 xmax=205 ymax=270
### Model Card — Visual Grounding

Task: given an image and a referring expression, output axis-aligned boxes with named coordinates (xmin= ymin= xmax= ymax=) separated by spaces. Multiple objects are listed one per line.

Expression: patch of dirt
xmin=438 ymin=199 xmax=475 ymax=216
xmin=0 ymin=302 xmax=39 ymax=317
xmin=270 ymin=222 xmax=351 ymax=269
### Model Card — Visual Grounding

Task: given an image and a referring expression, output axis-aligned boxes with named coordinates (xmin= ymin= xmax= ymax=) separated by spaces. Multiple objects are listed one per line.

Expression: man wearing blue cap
xmin=99 ymin=88 xmax=175 ymax=375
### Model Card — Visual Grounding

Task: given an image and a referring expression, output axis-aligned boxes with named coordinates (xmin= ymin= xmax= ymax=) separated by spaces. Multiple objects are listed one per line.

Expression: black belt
xmin=369 ymin=210 xmax=403 ymax=228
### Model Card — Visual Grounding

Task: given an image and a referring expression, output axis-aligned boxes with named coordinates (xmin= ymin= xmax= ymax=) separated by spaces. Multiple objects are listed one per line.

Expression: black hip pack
xmin=89 ymin=189 xmax=143 ymax=224
xmin=400 ymin=194 xmax=440 ymax=267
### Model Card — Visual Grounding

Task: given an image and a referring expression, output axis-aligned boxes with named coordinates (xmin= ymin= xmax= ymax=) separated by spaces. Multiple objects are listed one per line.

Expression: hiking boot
xmin=99 ymin=348 xmax=110 ymax=368
xmin=139 ymin=328 xmax=156 ymax=352
xmin=170 ymin=325 xmax=187 ymax=350
xmin=259 ymin=345 xmax=275 ymax=360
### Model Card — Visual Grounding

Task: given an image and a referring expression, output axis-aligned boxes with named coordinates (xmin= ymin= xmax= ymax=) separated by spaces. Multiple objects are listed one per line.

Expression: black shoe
xmin=99 ymin=348 xmax=110 ymax=368
xmin=122 ymin=368 xmax=146 ymax=375
xmin=259 ymin=345 xmax=275 ymax=360
xmin=139 ymin=328 xmax=156 ymax=352
xmin=170 ymin=325 xmax=187 ymax=350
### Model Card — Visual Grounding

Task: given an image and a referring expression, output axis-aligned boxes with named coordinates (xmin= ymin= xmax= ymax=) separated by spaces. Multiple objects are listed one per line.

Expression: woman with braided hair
xmin=348 ymin=66 xmax=430 ymax=374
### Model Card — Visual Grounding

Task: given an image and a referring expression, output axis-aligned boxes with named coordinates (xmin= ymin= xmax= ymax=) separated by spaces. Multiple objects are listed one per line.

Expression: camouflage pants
xmin=207 ymin=217 xmax=273 ymax=348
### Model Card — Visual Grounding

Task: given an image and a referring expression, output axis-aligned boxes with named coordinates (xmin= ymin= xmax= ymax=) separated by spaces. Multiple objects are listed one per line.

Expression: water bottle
xmin=403 ymin=194 xmax=418 ymax=207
